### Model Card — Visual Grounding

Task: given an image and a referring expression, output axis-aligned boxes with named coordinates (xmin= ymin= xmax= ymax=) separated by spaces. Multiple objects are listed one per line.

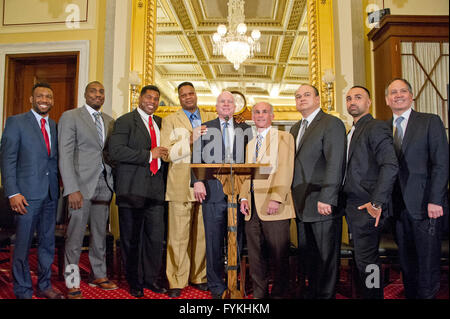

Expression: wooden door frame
xmin=0 ymin=40 xmax=89 ymax=131
xmin=4 ymin=52 xmax=79 ymax=123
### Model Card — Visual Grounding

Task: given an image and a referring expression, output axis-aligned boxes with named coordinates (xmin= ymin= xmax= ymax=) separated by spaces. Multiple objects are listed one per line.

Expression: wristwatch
xmin=371 ymin=202 xmax=381 ymax=210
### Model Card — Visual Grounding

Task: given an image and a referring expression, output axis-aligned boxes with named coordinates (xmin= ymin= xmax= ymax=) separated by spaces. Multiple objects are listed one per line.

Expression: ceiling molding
xmin=155 ymin=0 xmax=309 ymax=107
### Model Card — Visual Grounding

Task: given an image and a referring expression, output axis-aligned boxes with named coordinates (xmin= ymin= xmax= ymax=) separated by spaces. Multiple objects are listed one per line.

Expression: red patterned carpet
xmin=0 ymin=250 xmax=448 ymax=300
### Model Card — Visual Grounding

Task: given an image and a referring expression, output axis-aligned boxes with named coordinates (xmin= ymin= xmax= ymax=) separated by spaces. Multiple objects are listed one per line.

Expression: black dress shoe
xmin=146 ymin=283 xmax=167 ymax=294
xmin=130 ymin=288 xmax=144 ymax=298
xmin=190 ymin=282 xmax=209 ymax=291
xmin=211 ymin=293 xmax=223 ymax=299
xmin=168 ymin=288 xmax=182 ymax=298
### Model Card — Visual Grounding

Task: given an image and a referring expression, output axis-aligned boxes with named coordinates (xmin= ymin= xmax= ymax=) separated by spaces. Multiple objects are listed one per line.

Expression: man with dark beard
xmin=342 ymin=86 xmax=398 ymax=298
xmin=1 ymin=83 xmax=63 ymax=299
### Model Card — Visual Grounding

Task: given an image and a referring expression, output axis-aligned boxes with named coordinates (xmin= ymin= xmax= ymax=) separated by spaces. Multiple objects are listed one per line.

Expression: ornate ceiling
xmin=154 ymin=0 xmax=309 ymax=108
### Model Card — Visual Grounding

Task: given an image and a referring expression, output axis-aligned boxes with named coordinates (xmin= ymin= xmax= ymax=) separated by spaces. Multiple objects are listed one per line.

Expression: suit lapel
xmin=296 ymin=109 xmax=323 ymax=154
xmin=26 ymin=111 xmax=48 ymax=155
xmin=178 ymin=109 xmax=194 ymax=132
xmin=133 ymin=109 xmax=151 ymax=147
xmin=401 ymin=109 xmax=416 ymax=154
xmin=49 ymin=119 xmax=57 ymax=157
xmin=257 ymin=127 xmax=276 ymax=161
xmin=80 ymin=106 xmax=103 ymax=148
xmin=347 ymin=114 xmax=372 ymax=163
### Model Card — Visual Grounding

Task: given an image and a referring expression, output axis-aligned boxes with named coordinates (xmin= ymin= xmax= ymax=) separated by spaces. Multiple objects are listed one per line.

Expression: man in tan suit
xmin=160 ymin=82 xmax=216 ymax=297
xmin=240 ymin=102 xmax=295 ymax=299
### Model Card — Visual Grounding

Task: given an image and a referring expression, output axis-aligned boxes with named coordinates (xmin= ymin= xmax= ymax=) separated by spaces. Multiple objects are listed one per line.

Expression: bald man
xmin=239 ymin=102 xmax=295 ymax=299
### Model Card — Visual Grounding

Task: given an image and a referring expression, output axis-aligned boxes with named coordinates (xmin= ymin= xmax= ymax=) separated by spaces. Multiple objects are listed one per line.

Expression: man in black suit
xmin=386 ymin=78 xmax=449 ymax=299
xmin=192 ymin=91 xmax=252 ymax=299
xmin=0 ymin=83 xmax=63 ymax=299
xmin=343 ymin=86 xmax=398 ymax=299
xmin=108 ymin=85 xmax=168 ymax=298
xmin=290 ymin=84 xmax=346 ymax=299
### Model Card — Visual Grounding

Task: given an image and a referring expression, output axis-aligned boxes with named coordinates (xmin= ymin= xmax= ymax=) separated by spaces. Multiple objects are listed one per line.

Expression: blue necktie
xmin=190 ymin=113 xmax=200 ymax=128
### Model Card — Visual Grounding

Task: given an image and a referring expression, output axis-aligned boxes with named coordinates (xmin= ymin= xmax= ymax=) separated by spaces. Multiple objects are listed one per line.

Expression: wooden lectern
xmin=190 ymin=163 xmax=268 ymax=299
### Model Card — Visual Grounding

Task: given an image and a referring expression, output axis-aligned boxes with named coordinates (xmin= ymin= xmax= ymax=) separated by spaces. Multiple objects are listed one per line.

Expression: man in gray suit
xmin=58 ymin=81 xmax=117 ymax=299
xmin=290 ymin=84 xmax=346 ymax=299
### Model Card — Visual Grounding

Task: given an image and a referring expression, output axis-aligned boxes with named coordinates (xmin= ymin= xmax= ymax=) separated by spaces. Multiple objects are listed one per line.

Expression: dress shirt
xmin=137 ymin=107 xmax=161 ymax=170
xmin=85 ymin=104 xmax=105 ymax=143
xmin=219 ymin=117 xmax=235 ymax=154
xmin=393 ymin=107 xmax=412 ymax=137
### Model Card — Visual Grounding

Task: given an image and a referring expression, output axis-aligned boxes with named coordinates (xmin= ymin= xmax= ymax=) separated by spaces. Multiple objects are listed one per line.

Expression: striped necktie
xmin=93 ymin=112 xmax=103 ymax=147
xmin=393 ymin=116 xmax=404 ymax=155
xmin=296 ymin=119 xmax=308 ymax=151
xmin=251 ymin=134 xmax=263 ymax=192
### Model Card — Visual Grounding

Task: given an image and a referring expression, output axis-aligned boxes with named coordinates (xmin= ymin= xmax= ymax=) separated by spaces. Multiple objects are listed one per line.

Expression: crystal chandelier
xmin=213 ymin=0 xmax=261 ymax=70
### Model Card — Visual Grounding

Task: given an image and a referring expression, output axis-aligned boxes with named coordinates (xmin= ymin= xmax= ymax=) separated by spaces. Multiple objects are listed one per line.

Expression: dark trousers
xmin=345 ymin=203 xmax=383 ymax=299
xmin=118 ymin=203 xmax=165 ymax=291
xmin=245 ymin=197 xmax=290 ymax=299
xmin=13 ymin=195 xmax=57 ymax=299
xmin=202 ymin=196 xmax=246 ymax=295
xmin=202 ymin=200 xmax=228 ymax=295
xmin=296 ymin=217 xmax=342 ymax=299
xmin=395 ymin=210 xmax=442 ymax=299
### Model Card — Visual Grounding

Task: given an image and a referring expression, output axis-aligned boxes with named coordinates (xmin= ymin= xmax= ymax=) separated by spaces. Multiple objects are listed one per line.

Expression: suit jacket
xmin=0 ymin=111 xmax=59 ymax=201
xmin=290 ymin=109 xmax=347 ymax=222
xmin=343 ymin=113 xmax=398 ymax=209
xmin=239 ymin=128 xmax=295 ymax=221
xmin=389 ymin=109 xmax=449 ymax=219
xmin=191 ymin=117 xmax=252 ymax=203
xmin=108 ymin=109 xmax=166 ymax=207
xmin=160 ymin=108 xmax=216 ymax=202
xmin=58 ymin=105 xmax=114 ymax=199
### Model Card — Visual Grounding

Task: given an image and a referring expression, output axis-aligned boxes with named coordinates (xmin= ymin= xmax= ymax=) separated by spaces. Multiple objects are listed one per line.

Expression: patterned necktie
xmin=93 ymin=112 xmax=103 ymax=146
xmin=40 ymin=118 xmax=51 ymax=156
xmin=255 ymin=134 xmax=263 ymax=159
xmin=251 ymin=134 xmax=263 ymax=192
xmin=393 ymin=116 xmax=404 ymax=154
xmin=148 ymin=116 xmax=158 ymax=174
xmin=190 ymin=113 xmax=200 ymax=128
xmin=296 ymin=119 xmax=308 ymax=151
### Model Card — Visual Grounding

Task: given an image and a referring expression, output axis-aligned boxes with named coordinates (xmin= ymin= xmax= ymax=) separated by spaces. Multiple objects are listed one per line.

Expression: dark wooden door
xmin=3 ymin=52 xmax=79 ymax=126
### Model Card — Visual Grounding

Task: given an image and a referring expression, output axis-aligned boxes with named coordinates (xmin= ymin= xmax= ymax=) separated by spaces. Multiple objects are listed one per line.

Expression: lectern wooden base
xmin=191 ymin=163 xmax=267 ymax=299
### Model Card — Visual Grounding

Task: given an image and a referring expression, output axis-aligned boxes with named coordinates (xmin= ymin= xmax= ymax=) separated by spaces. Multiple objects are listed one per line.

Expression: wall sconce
xmin=129 ymin=70 xmax=142 ymax=110
xmin=322 ymin=68 xmax=335 ymax=112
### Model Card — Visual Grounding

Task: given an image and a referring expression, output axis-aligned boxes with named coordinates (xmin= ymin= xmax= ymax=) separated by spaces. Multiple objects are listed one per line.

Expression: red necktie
xmin=40 ymin=118 xmax=51 ymax=156
xmin=148 ymin=116 xmax=158 ymax=174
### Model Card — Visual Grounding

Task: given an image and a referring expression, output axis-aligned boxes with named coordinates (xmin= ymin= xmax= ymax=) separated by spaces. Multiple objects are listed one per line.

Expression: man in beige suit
xmin=160 ymin=82 xmax=216 ymax=297
xmin=240 ymin=102 xmax=295 ymax=299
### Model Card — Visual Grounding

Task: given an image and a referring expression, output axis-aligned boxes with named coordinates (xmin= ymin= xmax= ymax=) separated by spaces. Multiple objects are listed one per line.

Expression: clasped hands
xmin=240 ymin=199 xmax=281 ymax=216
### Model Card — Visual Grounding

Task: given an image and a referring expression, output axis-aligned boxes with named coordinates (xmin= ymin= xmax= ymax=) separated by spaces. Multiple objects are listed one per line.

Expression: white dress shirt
xmin=85 ymin=104 xmax=105 ymax=143
xmin=137 ymin=107 xmax=161 ymax=170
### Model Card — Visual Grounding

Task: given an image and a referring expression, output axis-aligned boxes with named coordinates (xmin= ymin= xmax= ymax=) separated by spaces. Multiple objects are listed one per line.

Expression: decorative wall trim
xmin=0 ymin=40 xmax=89 ymax=127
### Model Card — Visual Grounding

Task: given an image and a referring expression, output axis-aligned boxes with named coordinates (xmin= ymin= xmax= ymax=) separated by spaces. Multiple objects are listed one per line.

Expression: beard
xmin=33 ymin=104 xmax=52 ymax=115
